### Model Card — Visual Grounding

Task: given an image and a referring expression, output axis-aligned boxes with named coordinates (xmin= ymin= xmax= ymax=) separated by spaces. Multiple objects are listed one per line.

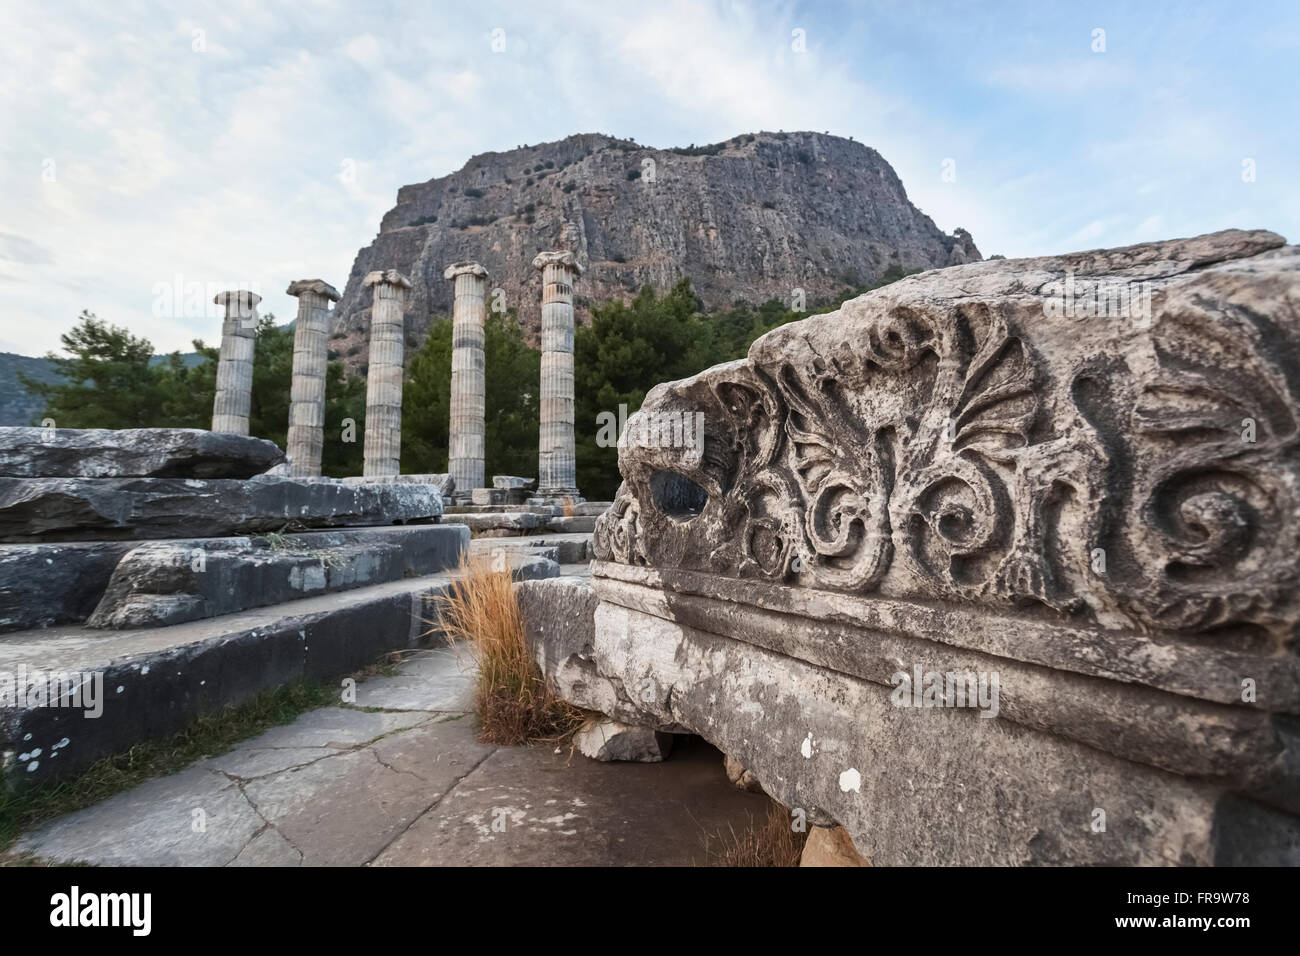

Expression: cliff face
xmin=331 ymin=131 xmax=979 ymax=365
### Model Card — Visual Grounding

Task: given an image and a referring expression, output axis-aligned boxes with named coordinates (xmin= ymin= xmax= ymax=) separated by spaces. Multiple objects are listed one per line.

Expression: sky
xmin=1 ymin=0 xmax=1296 ymax=356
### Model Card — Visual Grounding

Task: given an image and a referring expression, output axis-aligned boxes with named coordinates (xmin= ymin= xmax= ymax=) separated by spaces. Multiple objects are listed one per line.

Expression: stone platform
xmin=8 ymin=648 xmax=768 ymax=867
xmin=0 ymin=550 xmax=557 ymax=789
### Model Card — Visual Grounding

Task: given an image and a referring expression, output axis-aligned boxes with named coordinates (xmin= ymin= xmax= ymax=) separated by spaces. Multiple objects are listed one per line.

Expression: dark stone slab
xmin=0 ymin=476 xmax=444 ymax=542
xmin=0 ymin=541 xmax=139 ymax=632
xmin=0 ymin=427 xmax=284 ymax=479
xmin=87 ymin=525 xmax=470 ymax=629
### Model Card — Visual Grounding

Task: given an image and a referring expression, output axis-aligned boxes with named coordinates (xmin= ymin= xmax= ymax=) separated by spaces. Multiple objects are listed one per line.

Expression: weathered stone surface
xmin=440 ymin=512 xmax=541 ymax=536
xmin=447 ymin=262 xmax=488 ymax=499
xmin=0 ymin=541 xmax=138 ymax=632
xmin=492 ymin=475 xmax=534 ymax=490
xmin=341 ymin=473 xmax=454 ymax=496
xmin=0 ymin=427 xmax=284 ymax=479
xmin=470 ymin=488 xmax=507 ymax=506
xmin=285 ymin=279 xmax=340 ymax=478
xmin=723 ymin=753 xmax=764 ymax=793
xmin=574 ymin=717 xmax=673 ymax=762
xmin=0 ymin=476 xmax=444 ymax=541
xmin=362 ymin=270 xmax=411 ymax=477
xmin=211 ymin=290 xmax=260 ymax=435
xmin=86 ymin=524 xmax=469 ymax=628
xmin=536 ymin=251 xmax=582 ymax=499
xmin=801 ymin=826 xmax=869 ymax=867
xmin=515 ymin=577 xmax=664 ymax=728
xmin=568 ymin=231 xmax=1300 ymax=865
xmin=0 ymin=574 xmax=452 ymax=788
xmin=543 ymin=515 xmax=597 ymax=534
xmin=0 ymin=546 xmax=550 ymax=789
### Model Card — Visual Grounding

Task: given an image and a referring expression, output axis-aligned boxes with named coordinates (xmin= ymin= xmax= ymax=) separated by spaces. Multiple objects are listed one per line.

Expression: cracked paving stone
xmin=353 ymin=648 xmax=476 ymax=711
xmin=193 ymin=747 xmax=342 ymax=779
xmin=241 ymin=717 xmax=495 ymax=866
xmin=228 ymin=826 xmax=303 ymax=867
xmin=12 ymin=767 xmax=262 ymax=866
xmin=240 ymin=706 xmax=429 ymax=750
xmin=371 ymin=736 xmax=770 ymax=866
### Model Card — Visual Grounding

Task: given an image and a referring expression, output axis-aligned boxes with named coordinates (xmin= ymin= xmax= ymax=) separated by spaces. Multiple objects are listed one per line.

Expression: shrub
xmin=702 ymin=801 xmax=807 ymax=867
xmin=463 ymin=187 xmax=485 ymax=198
xmin=626 ymin=169 xmax=641 ymax=180
xmin=435 ymin=554 xmax=584 ymax=745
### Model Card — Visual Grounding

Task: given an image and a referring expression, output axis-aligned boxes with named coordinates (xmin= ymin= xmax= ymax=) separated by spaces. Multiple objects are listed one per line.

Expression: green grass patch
xmin=0 ymin=680 xmax=338 ymax=856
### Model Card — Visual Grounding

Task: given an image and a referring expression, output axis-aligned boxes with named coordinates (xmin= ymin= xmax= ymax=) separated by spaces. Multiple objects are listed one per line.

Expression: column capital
xmin=286 ymin=279 xmax=341 ymax=301
xmin=444 ymin=261 xmax=488 ymax=281
xmin=364 ymin=269 xmax=412 ymax=290
xmin=213 ymin=289 xmax=262 ymax=309
xmin=532 ymin=250 xmax=583 ymax=277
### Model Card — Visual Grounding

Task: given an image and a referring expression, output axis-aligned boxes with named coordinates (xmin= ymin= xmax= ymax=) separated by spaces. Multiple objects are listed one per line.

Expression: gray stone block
xmin=86 ymin=524 xmax=470 ymax=629
xmin=0 ymin=541 xmax=139 ymax=632
xmin=0 ymin=476 xmax=444 ymax=542
xmin=0 ymin=427 xmax=284 ymax=479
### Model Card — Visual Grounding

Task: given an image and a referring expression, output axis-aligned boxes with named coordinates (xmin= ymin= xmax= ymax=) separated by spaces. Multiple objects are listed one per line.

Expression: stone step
xmin=0 ymin=550 xmax=556 ymax=790
xmin=0 ymin=525 xmax=468 ymax=634
xmin=1 ymin=541 xmax=140 ymax=633
xmin=87 ymin=524 xmax=470 ymax=630
xmin=544 ymin=515 xmax=598 ymax=534
xmin=442 ymin=512 xmax=599 ymax=536
xmin=471 ymin=533 xmax=592 ymax=564
xmin=441 ymin=512 xmax=543 ymax=536
xmin=0 ymin=475 xmax=444 ymax=542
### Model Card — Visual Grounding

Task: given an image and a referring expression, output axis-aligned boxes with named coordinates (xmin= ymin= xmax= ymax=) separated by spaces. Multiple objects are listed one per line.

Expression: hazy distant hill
xmin=0 ymin=351 xmax=206 ymax=426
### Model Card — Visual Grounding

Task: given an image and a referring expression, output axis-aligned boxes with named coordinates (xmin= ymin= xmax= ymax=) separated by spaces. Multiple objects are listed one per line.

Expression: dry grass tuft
xmin=435 ymin=553 xmax=584 ymax=746
xmin=702 ymin=800 xmax=808 ymax=867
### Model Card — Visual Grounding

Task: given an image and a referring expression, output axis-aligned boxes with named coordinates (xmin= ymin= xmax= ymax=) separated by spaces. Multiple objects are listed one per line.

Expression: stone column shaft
xmin=211 ymin=290 xmax=261 ymax=435
xmin=362 ymin=270 xmax=411 ymax=477
xmin=533 ymin=251 xmax=582 ymax=498
xmin=445 ymin=262 xmax=488 ymax=499
xmin=285 ymin=279 xmax=341 ymax=477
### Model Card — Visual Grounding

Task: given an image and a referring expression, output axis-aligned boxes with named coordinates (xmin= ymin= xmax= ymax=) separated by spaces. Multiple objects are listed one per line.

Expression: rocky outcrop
xmin=0 ymin=427 xmax=284 ymax=479
xmin=331 ymin=131 xmax=978 ymax=361
xmin=539 ymin=229 xmax=1300 ymax=865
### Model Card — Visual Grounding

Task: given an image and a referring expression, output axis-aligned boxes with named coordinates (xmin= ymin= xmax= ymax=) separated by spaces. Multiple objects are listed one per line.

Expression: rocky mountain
xmin=331 ymin=131 xmax=979 ymax=365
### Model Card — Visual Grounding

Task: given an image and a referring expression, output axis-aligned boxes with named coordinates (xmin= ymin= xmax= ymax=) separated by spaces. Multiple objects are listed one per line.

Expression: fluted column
xmin=285 ymin=279 xmax=340 ymax=477
xmin=211 ymin=290 xmax=261 ymax=435
xmin=362 ymin=269 xmax=411 ymax=477
xmin=444 ymin=262 xmax=488 ymax=500
xmin=533 ymin=251 xmax=583 ymax=499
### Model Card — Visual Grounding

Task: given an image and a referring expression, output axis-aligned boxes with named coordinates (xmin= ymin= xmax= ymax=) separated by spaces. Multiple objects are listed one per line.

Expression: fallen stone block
xmin=568 ymin=230 xmax=1300 ymax=865
xmin=543 ymin=515 xmax=597 ymax=534
xmin=0 ymin=476 xmax=444 ymax=542
xmin=800 ymin=826 xmax=869 ymax=867
xmin=440 ymin=512 xmax=542 ymax=536
xmin=341 ymin=473 xmax=455 ymax=497
xmin=0 ymin=427 xmax=284 ymax=480
xmin=514 ymin=577 xmax=670 ymax=729
xmin=492 ymin=476 xmax=534 ymax=490
xmin=574 ymin=717 xmax=673 ymax=762
xmin=723 ymin=753 xmax=765 ymax=793
xmin=86 ymin=524 xmax=470 ymax=629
